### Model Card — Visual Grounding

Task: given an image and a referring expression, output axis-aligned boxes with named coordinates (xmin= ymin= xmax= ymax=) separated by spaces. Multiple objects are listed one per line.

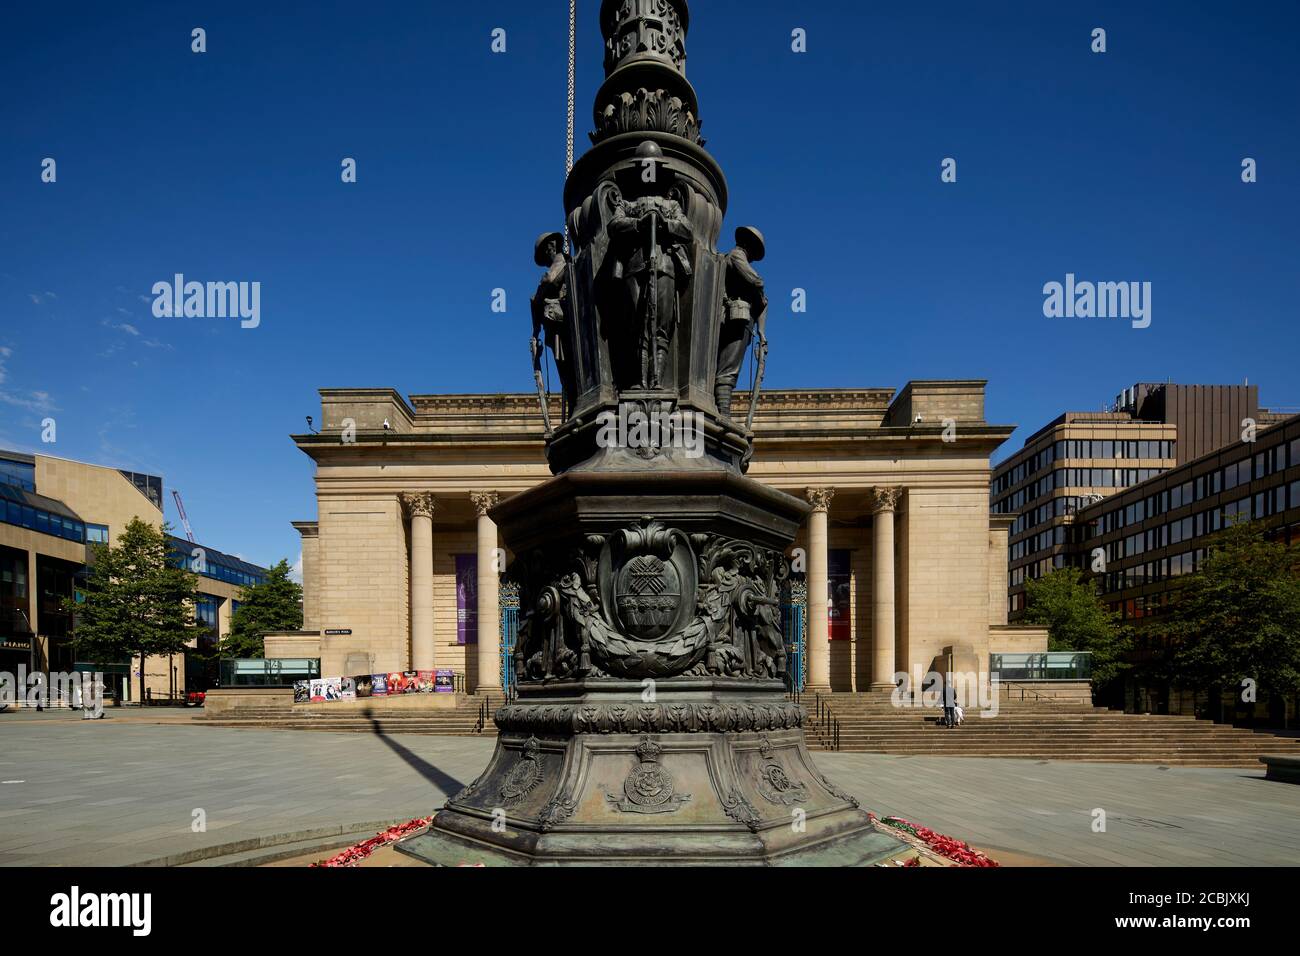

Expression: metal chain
xmin=567 ymin=0 xmax=576 ymax=175
xmin=563 ymin=0 xmax=577 ymax=252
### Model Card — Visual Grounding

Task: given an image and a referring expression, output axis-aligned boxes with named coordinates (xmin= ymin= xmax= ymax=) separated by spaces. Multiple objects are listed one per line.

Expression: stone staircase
xmin=802 ymin=690 xmax=1300 ymax=767
xmin=194 ymin=692 xmax=509 ymax=737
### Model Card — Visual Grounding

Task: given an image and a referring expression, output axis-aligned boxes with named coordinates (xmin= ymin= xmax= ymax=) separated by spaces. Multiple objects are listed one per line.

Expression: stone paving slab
xmin=1 ymin=718 xmax=1297 ymax=866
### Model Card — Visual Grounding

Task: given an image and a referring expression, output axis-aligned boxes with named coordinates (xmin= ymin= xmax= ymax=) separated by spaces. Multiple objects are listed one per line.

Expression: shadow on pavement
xmin=363 ymin=709 xmax=466 ymax=796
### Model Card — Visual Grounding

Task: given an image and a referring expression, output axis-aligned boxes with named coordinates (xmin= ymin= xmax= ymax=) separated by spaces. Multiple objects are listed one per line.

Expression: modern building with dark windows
xmin=993 ymin=383 xmax=1288 ymax=619
xmin=0 ymin=448 xmax=266 ymax=702
xmin=1066 ymin=413 xmax=1300 ymax=722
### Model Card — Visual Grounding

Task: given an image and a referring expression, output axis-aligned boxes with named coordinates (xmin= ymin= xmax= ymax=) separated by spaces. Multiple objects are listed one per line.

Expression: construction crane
xmin=171 ymin=489 xmax=196 ymax=543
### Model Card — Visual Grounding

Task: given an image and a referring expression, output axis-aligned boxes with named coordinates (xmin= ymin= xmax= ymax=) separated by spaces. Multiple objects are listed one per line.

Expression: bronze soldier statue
xmin=608 ymin=188 xmax=694 ymax=391
xmin=530 ymin=231 xmax=571 ymax=432
xmin=715 ymin=226 xmax=767 ymax=418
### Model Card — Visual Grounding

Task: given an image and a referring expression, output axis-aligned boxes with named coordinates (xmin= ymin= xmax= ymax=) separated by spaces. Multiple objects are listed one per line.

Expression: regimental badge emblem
xmin=754 ymin=735 xmax=807 ymax=806
xmin=606 ymin=737 xmax=691 ymax=814
xmin=499 ymin=736 xmax=544 ymax=806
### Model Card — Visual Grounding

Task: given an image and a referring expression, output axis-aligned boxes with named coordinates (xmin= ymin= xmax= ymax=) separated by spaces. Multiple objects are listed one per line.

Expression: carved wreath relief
xmin=510 ymin=517 xmax=789 ymax=684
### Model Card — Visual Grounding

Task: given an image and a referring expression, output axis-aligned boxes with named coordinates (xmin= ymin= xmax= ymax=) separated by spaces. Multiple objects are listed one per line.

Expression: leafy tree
xmin=63 ymin=517 xmax=200 ymax=704
xmin=217 ymin=559 xmax=303 ymax=659
xmin=1023 ymin=566 xmax=1131 ymax=687
xmin=1164 ymin=520 xmax=1300 ymax=703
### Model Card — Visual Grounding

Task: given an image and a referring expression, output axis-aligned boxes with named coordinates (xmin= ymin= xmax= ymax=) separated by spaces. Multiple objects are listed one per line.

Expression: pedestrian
xmin=942 ymin=676 xmax=957 ymax=728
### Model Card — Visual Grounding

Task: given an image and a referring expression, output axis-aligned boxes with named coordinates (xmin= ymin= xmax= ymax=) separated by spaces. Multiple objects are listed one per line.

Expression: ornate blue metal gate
xmin=781 ymin=579 xmax=807 ymax=693
xmin=500 ymin=582 xmax=520 ymax=698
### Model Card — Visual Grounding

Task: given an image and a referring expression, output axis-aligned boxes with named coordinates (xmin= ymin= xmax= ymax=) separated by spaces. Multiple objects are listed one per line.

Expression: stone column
xmin=869 ymin=487 xmax=902 ymax=691
xmin=471 ymin=491 xmax=502 ymax=692
xmin=805 ymin=487 xmax=834 ymax=690
xmin=401 ymin=493 xmax=437 ymax=672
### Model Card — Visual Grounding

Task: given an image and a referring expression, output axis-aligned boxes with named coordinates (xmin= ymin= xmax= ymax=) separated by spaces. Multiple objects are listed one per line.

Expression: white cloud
xmin=290 ymin=551 xmax=303 ymax=584
xmin=0 ymin=347 xmax=55 ymax=413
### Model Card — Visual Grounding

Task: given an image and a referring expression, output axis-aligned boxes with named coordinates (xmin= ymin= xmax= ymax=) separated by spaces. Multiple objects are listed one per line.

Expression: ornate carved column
xmin=401 ymin=493 xmax=437 ymax=672
xmin=805 ymin=487 xmax=835 ymax=689
xmin=869 ymin=487 xmax=902 ymax=691
xmin=471 ymin=491 xmax=502 ymax=692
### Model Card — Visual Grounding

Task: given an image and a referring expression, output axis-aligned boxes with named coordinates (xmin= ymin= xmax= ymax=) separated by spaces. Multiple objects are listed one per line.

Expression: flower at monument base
xmin=870 ymin=813 xmax=999 ymax=868
xmin=311 ymin=816 xmax=433 ymax=868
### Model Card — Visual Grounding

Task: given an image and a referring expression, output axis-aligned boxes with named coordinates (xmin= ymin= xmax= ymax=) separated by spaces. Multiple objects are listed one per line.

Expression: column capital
xmin=869 ymin=486 xmax=902 ymax=514
xmin=804 ymin=487 xmax=835 ymax=513
xmin=400 ymin=492 xmax=437 ymax=519
xmin=470 ymin=490 xmax=501 ymax=516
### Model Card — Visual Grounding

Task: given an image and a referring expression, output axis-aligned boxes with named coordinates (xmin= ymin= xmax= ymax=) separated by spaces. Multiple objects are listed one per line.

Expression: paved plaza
xmin=1 ymin=713 xmax=1297 ymax=866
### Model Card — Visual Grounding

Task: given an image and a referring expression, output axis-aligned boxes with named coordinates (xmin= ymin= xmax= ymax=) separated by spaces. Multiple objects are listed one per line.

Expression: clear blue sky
xmin=2 ymin=1 xmax=1297 ymax=574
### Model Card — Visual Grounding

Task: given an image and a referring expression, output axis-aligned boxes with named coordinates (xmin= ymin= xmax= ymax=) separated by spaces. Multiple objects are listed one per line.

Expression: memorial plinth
xmin=397 ymin=0 xmax=906 ymax=866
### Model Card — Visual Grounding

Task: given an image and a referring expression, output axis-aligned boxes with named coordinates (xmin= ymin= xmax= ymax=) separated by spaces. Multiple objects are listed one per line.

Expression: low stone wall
xmin=204 ymin=688 xmax=294 ymax=716
xmin=1260 ymin=755 xmax=1300 ymax=784
xmin=204 ymin=687 xmax=468 ymax=716
xmin=291 ymin=693 xmax=463 ymax=714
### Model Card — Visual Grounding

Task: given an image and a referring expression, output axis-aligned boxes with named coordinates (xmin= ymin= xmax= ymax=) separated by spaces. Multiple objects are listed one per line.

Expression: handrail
xmin=999 ymin=679 xmax=1063 ymax=704
xmin=811 ymin=693 xmax=841 ymax=751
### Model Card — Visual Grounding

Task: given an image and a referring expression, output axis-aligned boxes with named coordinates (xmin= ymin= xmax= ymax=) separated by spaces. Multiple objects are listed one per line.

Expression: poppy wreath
xmin=872 ymin=814 xmax=999 ymax=868
xmin=312 ymin=816 xmax=433 ymax=868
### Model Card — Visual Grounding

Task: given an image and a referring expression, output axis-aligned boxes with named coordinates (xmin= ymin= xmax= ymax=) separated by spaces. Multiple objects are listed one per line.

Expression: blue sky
xmin=2 ymin=1 xmax=1298 ymax=573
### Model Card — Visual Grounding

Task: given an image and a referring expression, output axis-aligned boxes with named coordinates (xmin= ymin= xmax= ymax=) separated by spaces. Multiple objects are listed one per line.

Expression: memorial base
xmin=395 ymin=682 xmax=907 ymax=867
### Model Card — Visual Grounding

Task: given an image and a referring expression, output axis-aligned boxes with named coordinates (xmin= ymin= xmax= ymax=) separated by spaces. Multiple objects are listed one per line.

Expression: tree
xmin=63 ymin=517 xmax=200 ymax=704
xmin=1165 ymin=520 xmax=1300 ymax=704
xmin=1022 ymin=566 xmax=1131 ymax=687
xmin=217 ymin=559 xmax=303 ymax=659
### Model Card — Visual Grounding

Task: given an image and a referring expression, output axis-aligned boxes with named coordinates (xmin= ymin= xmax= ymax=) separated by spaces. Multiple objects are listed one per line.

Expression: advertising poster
xmin=370 ymin=673 xmax=390 ymax=697
xmin=293 ymin=681 xmax=310 ymax=703
xmin=339 ymin=677 xmax=357 ymax=701
xmin=435 ymin=669 xmax=454 ymax=693
xmin=828 ymin=548 xmax=852 ymax=641
xmin=309 ymin=679 xmax=327 ymax=702
xmin=321 ymin=677 xmax=343 ymax=702
xmin=401 ymin=671 xmax=422 ymax=694
xmin=353 ymin=674 xmax=373 ymax=698
xmin=386 ymin=672 xmax=409 ymax=695
xmin=415 ymin=671 xmax=436 ymax=693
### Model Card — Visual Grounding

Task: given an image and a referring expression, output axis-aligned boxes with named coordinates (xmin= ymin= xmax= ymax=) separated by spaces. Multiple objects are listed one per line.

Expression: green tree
xmin=1165 ymin=520 xmax=1300 ymax=703
xmin=1023 ymin=566 xmax=1131 ymax=687
xmin=217 ymin=559 xmax=303 ymax=659
xmin=63 ymin=517 xmax=200 ymax=704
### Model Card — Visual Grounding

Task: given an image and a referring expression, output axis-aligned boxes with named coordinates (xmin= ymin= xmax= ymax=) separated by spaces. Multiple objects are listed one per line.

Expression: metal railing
xmin=812 ymin=693 xmax=840 ymax=751
xmin=999 ymin=680 xmax=1062 ymax=703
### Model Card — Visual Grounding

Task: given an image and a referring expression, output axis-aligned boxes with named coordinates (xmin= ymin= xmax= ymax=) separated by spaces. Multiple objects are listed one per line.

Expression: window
xmin=86 ymin=524 xmax=109 ymax=544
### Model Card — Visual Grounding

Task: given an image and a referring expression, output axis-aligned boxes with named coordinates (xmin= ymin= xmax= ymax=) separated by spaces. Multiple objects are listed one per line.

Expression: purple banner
xmin=456 ymin=553 xmax=478 ymax=645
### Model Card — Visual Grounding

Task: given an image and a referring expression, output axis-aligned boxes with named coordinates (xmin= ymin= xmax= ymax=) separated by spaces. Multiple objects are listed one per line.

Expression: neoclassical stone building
xmin=289 ymin=381 xmax=1045 ymax=693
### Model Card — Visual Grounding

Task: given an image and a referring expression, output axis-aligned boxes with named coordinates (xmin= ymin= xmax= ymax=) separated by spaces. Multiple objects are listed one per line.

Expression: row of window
xmin=170 ymin=551 xmax=266 ymax=588
xmin=0 ymin=460 xmax=36 ymax=493
xmin=1087 ymin=439 xmax=1300 ymax=536
xmin=995 ymin=468 xmax=1165 ymax=520
xmin=992 ymin=438 xmax=1176 ymax=496
xmin=1 ymin=500 xmax=86 ymax=543
xmin=1096 ymin=481 xmax=1299 ymax=566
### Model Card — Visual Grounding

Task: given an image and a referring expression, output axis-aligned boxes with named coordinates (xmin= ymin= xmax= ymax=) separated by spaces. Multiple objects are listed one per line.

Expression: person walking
xmin=941 ymin=675 xmax=957 ymax=729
